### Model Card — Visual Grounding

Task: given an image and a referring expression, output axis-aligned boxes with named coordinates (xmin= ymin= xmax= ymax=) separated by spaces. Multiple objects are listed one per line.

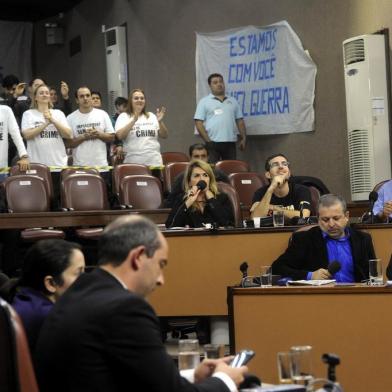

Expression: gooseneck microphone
xmin=369 ymin=191 xmax=378 ymax=224
xmin=196 ymin=180 xmax=207 ymax=191
xmin=240 ymin=261 xmax=249 ymax=279
xmin=328 ymin=261 xmax=341 ymax=276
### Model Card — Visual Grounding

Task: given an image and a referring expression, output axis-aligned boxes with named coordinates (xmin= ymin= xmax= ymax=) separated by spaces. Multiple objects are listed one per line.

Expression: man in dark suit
xmin=35 ymin=216 xmax=247 ymax=392
xmin=272 ymin=194 xmax=376 ymax=282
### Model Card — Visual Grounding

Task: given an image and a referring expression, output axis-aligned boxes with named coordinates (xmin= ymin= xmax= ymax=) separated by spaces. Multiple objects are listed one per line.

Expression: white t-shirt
xmin=0 ymin=105 xmax=27 ymax=167
xmin=67 ymin=108 xmax=114 ymax=167
xmin=21 ymin=109 xmax=70 ymax=170
xmin=115 ymin=112 xmax=162 ymax=166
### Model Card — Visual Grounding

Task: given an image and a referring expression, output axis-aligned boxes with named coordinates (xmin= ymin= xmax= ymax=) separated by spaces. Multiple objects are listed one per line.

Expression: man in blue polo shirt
xmin=373 ymin=179 xmax=392 ymax=223
xmin=271 ymin=194 xmax=376 ymax=282
xmin=194 ymin=73 xmax=246 ymax=162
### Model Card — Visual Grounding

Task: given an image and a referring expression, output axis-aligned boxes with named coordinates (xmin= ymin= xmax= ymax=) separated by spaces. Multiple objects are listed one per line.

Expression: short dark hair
xmin=208 ymin=73 xmax=223 ymax=85
xmin=114 ymin=96 xmax=127 ymax=107
xmin=20 ymin=239 xmax=81 ymax=294
xmin=318 ymin=194 xmax=347 ymax=213
xmin=91 ymin=91 xmax=102 ymax=99
xmin=98 ymin=217 xmax=161 ymax=267
xmin=264 ymin=153 xmax=289 ymax=171
xmin=2 ymin=74 xmax=19 ymax=88
xmin=75 ymin=86 xmax=91 ymax=98
xmin=189 ymin=143 xmax=207 ymax=157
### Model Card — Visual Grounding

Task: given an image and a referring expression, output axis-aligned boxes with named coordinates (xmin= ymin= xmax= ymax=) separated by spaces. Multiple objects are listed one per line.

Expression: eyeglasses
xmin=270 ymin=161 xmax=290 ymax=169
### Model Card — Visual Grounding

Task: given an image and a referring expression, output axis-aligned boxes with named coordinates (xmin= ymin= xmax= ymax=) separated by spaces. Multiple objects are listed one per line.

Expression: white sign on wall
xmin=196 ymin=21 xmax=317 ymax=135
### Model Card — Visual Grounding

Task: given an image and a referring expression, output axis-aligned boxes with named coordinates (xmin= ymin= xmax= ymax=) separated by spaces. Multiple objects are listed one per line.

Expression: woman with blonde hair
xmin=115 ymin=88 xmax=168 ymax=166
xmin=21 ymin=83 xmax=72 ymax=168
xmin=166 ymin=160 xmax=233 ymax=227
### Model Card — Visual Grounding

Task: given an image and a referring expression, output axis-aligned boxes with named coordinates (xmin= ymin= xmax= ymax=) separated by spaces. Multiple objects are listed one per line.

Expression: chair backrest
xmin=308 ymin=185 xmax=321 ymax=216
xmin=61 ymin=167 xmax=99 ymax=181
xmin=373 ymin=179 xmax=390 ymax=192
xmin=112 ymin=164 xmax=151 ymax=196
xmin=228 ymin=172 xmax=267 ymax=207
xmin=61 ymin=174 xmax=109 ymax=211
xmin=161 ymin=151 xmax=189 ymax=165
xmin=0 ymin=298 xmax=39 ymax=392
xmin=4 ymin=175 xmax=50 ymax=212
xmin=120 ymin=175 xmax=163 ymax=209
xmin=10 ymin=163 xmax=53 ymax=201
xmin=163 ymin=162 xmax=189 ymax=193
xmin=215 ymin=160 xmax=250 ymax=175
xmin=217 ymin=182 xmax=242 ymax=227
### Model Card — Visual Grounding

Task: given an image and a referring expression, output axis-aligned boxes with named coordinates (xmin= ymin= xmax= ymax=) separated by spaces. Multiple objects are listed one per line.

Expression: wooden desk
xmin=228 ymin=285 xmax=392 ymax=392
xmin=149 ymin=225 xmax=392 ymax=316
xmin=0 ymin=209 xmax=170 ymax=229
xmin=149 ymin=227 xmax=293 ymax=316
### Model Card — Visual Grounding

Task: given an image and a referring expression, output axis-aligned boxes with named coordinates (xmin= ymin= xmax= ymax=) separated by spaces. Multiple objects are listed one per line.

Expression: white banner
xmin=195 ymin=21 xmax=317 ymax=135
xmin=0 ymin=20 xmax=33 ymax=86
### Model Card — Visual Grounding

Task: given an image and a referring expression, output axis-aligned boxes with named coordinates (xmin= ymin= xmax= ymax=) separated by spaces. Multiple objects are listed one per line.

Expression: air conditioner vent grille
xmin=348 ymin=129 xmax=372 ymax=193
xmin=344 ymin=39 xmax=365 ymax=65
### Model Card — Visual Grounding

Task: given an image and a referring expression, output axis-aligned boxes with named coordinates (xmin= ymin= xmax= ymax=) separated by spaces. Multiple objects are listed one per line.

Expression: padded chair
xmin=161 ymin=151 xmax=189 ymax=165
xmin=0 ymin=298 xmax=39 ymax=392
xmin=112 ymin=163 xmax=151 ymax=197
xmin=163 ymin=162 xmax=189 ymax=194
xmin=217 ymin=182 xmax=242 ymax=227
xmin=120 ymin=175 xmax=163 ymax=209
xmin=308 ymin=185 xmax=321 ymax=216
xmin=3 ymin=175 xmax=65 ymax=241
xmin=10 ymin=163 xmax=53 ymax=202
xmin=61 ymin=174 xmax=110 ymax=239
xmin=61 ymin=167 xmax=99 ymax=181
xmin=228 ymin=172 xmax=268 ymax=207
xmin=214 ymin=159 xmax=250 ymax=176
xmin=291 ymin=175 xmax=330 ymax=195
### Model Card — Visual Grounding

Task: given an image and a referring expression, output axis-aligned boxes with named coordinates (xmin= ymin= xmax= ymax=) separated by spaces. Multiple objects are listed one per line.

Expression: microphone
xmin=240 ymin=261 xmax=248 ymax=279
xmin=369 ymin=191 xmax=378 ymax=224
xmin=328 ymin=261 xmax=341 ymax=276
xmin=196 ymin=180 xmax=207 ymax=191
xmin=291 ymin=201 xmax=311 ymax=225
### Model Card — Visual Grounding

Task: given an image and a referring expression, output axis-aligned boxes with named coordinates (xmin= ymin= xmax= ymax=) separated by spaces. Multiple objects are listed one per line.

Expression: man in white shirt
xmin=0 ymin=105 xmax=29 ymax=181
xmin=66 ymin=86 xmax=115 ymax=168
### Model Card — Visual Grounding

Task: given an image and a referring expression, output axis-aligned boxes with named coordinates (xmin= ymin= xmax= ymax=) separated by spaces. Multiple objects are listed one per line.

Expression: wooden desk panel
xmin=149 ymin=226 xmax=392 ymax=316
xmin=228 ymin=286 xmax=392 ymax=392
xmin=149 ymin=229 xmax=292 ymax=316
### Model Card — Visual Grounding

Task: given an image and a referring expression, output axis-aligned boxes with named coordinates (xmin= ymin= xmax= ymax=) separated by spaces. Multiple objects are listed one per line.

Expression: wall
xmin=33 ymin=0 xmax=392 ymax=200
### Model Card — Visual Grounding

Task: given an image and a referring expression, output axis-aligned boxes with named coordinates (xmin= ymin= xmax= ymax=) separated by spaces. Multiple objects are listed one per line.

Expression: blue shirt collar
xmin=322 ymin=227 xmax=351 ymax=242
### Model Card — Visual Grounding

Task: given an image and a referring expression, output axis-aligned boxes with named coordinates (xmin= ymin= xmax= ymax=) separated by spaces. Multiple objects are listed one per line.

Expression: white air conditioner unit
xmin=104 ymin=26 xmax=129 ymax=115
xmin=343 ymin=34 xmax=392 ymax=201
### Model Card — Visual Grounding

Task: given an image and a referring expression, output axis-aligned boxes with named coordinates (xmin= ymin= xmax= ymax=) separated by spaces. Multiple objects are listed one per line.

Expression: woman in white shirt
xmin=21 ymin=83 xmax=72 ymax=168
xmin=21 ymin=84 xmax=72 ymax=207
xmin=115 ymin=89 xmax=168 ymax=166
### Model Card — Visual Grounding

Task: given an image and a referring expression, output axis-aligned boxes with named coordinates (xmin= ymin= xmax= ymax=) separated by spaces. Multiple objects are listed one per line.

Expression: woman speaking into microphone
xmin=165 ymin=160 xmax=233 ymax=228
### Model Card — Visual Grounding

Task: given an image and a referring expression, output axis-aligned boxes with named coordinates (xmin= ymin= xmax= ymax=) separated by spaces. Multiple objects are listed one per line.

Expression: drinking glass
xmin=273 ymin=207 xmax=284 ymax=227
xmin=260 ymin=266 xmax=272 ymax=287
xmin=277 ymin=352 xmax=293 ymax=384
xmin=369 ymin=259 xmax=383 ymax=286
xmin=178 ymin=339 xmax=200 ymax=370
xmin=290 ymin=345 xmax=313 ymax=384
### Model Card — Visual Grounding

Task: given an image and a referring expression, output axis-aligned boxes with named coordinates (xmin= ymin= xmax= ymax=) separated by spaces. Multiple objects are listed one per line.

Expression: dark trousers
xmin=206 ymin=141 xmax=236 ymax=163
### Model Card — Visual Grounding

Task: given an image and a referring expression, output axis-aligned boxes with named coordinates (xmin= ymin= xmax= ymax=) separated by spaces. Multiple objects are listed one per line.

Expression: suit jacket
xmin=271 ymin=226 xmax=375 ymax=281
xmin=35 ymin=269 xmax=229 ymax=392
